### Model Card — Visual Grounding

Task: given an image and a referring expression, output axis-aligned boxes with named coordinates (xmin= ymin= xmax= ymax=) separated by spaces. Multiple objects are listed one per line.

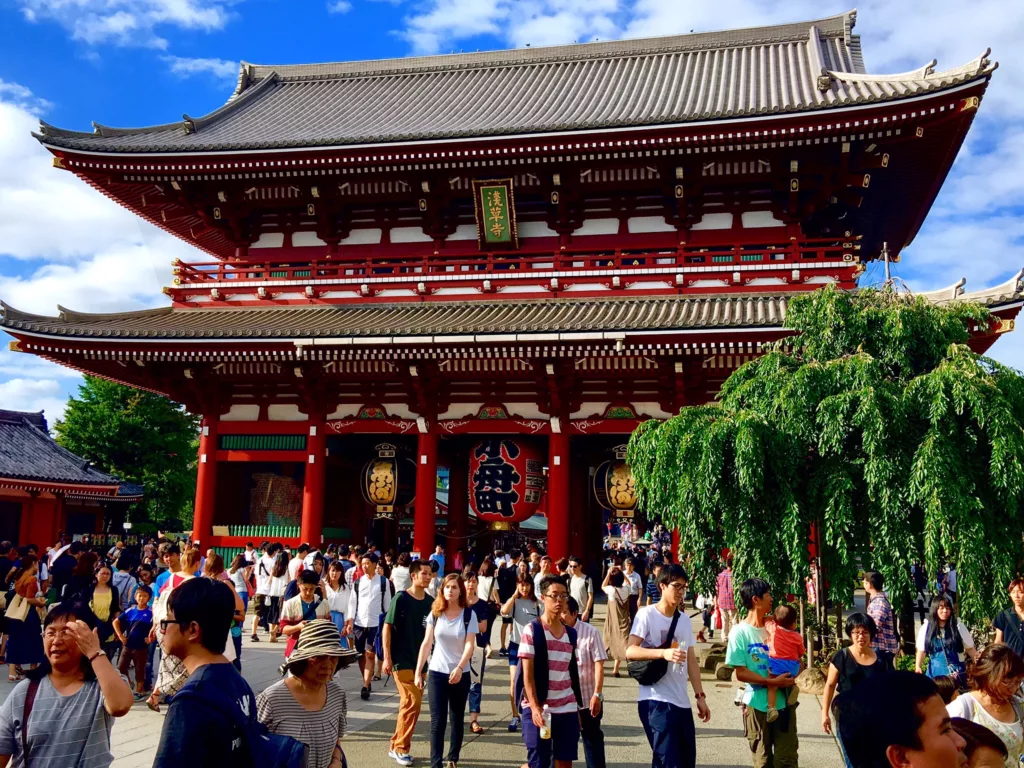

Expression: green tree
xmin=627 ymin=286 xmax=1024 ymax=628
xmin=55 ymin=377 xmax=200 ymax=530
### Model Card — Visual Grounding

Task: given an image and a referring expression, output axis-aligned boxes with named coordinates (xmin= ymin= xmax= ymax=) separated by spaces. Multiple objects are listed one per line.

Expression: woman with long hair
xmin=267 ymin=549 xmax=290 ymax=643
xmin=146 ymin=548 xmax=201 ymax=712
xmin=0 ymin=603 xmax=133 ymax=765
xmin=5 ymin=554 xmax=46 ymax=681
xmin=392 ymin=552 xmax=413 ymax=592
xmin=67 ymin=551 xmax=99 ymax=602
xmin=82 ymin=563 xmax=121 ymax=660
xmin=498 ymin=573 xmax=542 ymax=731
xmin=323 ymin=560 xmax=350 ymax=649
xmin=916 ymin=593 xmax=978 ymax=688
xmin=602 ymin=565 xmax=631 ymax=677
xmin=205 ymin=553 xmax=247 ymax=670
xmin=415 ymin=574 xmax=478 ymax=768
xmin=476 ymin=560 xmax=498 ymax=658
xmin=946 ymin=643 xmax=1024 ymax=768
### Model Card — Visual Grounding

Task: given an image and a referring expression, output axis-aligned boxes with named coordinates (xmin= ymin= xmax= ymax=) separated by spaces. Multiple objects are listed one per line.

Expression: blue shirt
xmin=119 ymin=606 xmax=154 ymax=649
xmin=429 ymin=553 xmax=445 ymax=573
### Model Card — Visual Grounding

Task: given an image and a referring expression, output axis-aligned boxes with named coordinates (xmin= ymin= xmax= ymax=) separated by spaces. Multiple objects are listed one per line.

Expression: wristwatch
xmin=88 ymin=650 xmax=107 ymax=663
xmin=594 ymin=693 xmax=604 ymax=702
xmin=693 ymin=692 xmax=706 ymax=700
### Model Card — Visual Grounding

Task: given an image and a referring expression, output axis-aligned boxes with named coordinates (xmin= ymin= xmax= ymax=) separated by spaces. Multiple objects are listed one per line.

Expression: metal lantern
xmin=469 ymin=437 xmax=545 ymax=527
xmin=593 ymin=444 xmax=637 ymax=521
xmin=362 ymin=443 xmax=416 ymax=520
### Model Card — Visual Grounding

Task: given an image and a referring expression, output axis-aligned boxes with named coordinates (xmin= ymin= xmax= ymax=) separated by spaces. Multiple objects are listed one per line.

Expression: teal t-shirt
xmin=725 ymin=621 xmax=787 ymax=712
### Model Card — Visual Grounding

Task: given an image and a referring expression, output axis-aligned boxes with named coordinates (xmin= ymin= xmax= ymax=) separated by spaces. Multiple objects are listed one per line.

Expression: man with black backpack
xmin=345 ymin=552 xmax=394 ymax=700
xmin=517 ymin=575 xmax=584 ymax=768
xmin=625 ymin=564 xmax=711 ymax=768
xmin=153 ymin=577 xmax=259 ymax=767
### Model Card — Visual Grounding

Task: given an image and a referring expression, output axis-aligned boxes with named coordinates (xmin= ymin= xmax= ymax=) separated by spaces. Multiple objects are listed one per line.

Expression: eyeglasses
xmin=160 ymin=619 xmax=185 ymax=632
xmin=544 ymin=593 xmax=569 ymax=602
xmin=43 ymin=628 xmax=73 ymax=641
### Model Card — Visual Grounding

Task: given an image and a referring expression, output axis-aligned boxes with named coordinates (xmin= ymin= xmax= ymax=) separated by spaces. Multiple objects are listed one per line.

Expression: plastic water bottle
xmin=540 ymin=705 xmax=552 ymax=740
xmin=673 ymin=640 xmax=687 ymax=675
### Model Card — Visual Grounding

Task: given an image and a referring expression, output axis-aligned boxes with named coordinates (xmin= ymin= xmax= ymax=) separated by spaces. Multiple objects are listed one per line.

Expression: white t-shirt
xmin=391 ymin=566 xmax=411 ymax=593
xmin=288 ymin=557 xmax=303 ymax=582
xmin=503 ymin=598 xmax=542 ymax=644
xmin=570 ymin=575 xmax=593 ymax=610
xmin=625 ymin=571 xmax=642 ymax=597
xmin=268 ymin=574 xmax=287 ymax=598
xmin=324 ymin=580 xmax=349 ymax=613
xmin=229 ymin=568 xmax=249 ymax=594
xmin=427 ymin=610 xmax=479 ymax=673
xmin=604 ymin=585 xmax=630 ymax=605
xmin=477 ymin=576 xmax=496 ymax=602
xmin=243 ymin=549 xmax=257 ymax=564
xmin=255 ymin=555 xmax=275 ymax=596
xmin=915 ymin=620 xmax=975 ymax=654
xmin=629 ymin=605 xmax=697 ymax=708
xmin=534 ymin=572 xmax=556 ymax=595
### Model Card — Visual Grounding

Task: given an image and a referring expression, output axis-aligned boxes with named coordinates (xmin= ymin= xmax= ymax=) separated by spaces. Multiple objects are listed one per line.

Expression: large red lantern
xmin=469 ymin=438 xmax=544 ymax=528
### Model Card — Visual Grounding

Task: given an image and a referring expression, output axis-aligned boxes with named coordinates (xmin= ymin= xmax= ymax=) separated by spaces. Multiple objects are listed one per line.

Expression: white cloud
xmin=163 ymin=55 xmax=239 ymax=80
xmin=17 ymin=0 xmax=233 ymax=49
xmin=328 ymin=0 xmax=353 ymax=13
xmin=0 ymin=81 xmax=194 ymax=419
xmin=0 ymin=378 xmax=69 ymax=423
xmin=0 ymin=80 xmax=52 ymax=114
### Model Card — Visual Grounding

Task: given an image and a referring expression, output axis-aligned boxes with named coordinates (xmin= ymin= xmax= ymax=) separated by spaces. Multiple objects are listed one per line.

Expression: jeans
xmin=427 ymin=670 xmax=470 ymax=768
xmin=638 ymin=700 xmax=696 ymax=768
xmin=580 ymin=708 xmax=606 ymax=768
xmin=146 ymin=641 xmax=158 ymax=690
xmin=232 ymin=631 xmax=242 ymax=671
xmin=469 ymin=649 xmax=486 ymax=714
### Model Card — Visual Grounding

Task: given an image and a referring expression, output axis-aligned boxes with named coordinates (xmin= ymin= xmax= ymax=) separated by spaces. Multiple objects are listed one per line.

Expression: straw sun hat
xmin=279 ymin=619 xmax=361 ymax=676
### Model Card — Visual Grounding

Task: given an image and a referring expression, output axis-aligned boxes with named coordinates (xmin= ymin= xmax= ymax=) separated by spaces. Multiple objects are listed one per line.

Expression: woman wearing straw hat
xmin=257 ymin=619 xmax=358 ymax=768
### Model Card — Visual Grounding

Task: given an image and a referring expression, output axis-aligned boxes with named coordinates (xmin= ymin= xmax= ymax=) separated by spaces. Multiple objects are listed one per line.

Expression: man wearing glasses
xmin=518 ymin=576 xmax=584 ymax=768
xmin=567 ymin=559 xmax=595 ymax=623
xmin=626 ymin=564 xmax=711 ymax=768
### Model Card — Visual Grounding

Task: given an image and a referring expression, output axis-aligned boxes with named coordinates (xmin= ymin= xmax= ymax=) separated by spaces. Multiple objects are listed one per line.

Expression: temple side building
xmin=2 ymin=11 xmax=1018 ymax=565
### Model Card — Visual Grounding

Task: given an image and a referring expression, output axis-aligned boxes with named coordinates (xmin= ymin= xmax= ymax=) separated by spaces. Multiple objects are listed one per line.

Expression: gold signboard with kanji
xmin=472 ymin=178 xmax=518 ymax=250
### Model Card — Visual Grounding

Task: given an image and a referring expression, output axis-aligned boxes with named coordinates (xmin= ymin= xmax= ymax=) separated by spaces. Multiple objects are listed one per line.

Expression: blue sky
xmin=1 ymin=0 xmax=1023 ymax=422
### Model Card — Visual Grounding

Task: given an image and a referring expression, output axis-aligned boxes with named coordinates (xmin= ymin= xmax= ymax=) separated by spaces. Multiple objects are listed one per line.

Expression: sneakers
xmin=360 ymin=686 xmax=370 ymax=701
xmin=766 ymin=707 xmax=779 ymax=723
xmin=499 ymin=647 xmax=508 ymax=657
xmin=508 ymin=717 xmax=520 ymax=732
xmin=388 ymin=750 xmax=413 ymax=766
xmin=485 ymin=645 xmax=493 ymax=659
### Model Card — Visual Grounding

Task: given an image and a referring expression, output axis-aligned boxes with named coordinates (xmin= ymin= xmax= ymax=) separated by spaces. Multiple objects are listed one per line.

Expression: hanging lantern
xmin=593 ymin=444 xmax=637 ymax=522
xmin=362 ymin=443 xmax=416 ymax=520
xmin=469 ymin=437 xmax=545 ymax=528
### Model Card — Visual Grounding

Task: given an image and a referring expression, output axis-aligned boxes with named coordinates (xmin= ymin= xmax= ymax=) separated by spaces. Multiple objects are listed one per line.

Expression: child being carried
xmin=764 ymin=604 xmax=805 ymax=723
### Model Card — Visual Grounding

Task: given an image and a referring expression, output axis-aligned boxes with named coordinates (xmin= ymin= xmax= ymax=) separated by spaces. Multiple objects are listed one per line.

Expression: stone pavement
xmin=0 ymin=606 xmax=844 ymax=768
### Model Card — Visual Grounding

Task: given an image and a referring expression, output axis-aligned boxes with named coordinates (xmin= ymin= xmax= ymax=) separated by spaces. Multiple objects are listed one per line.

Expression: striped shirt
xmin=518 ymin=621 xmax=577 ymax=714
xmin=0 ymin=676 xmax=120 ymax=767
xmin=256 ymin=680 xmax=348 ymax=768
xmin=573 ymin=619 xmax=608 ymax=705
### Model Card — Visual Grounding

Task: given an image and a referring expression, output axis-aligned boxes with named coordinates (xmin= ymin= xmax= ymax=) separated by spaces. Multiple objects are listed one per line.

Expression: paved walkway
xmin=0 ymin=606 xmax=843 ymax=768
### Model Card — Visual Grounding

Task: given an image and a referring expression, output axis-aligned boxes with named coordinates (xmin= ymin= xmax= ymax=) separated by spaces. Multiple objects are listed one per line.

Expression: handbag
xmin=5 ymin=593 xmax=30 ymax=622
xmin=627 ymin=610 xmax=681 ymax=686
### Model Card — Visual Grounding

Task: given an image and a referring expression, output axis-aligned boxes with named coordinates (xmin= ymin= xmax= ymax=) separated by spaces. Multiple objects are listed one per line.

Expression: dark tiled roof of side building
xmin=0 ymin=410 xmax=127 ymax=487
xmin=34 ymin=12 xmax=995 ymax=154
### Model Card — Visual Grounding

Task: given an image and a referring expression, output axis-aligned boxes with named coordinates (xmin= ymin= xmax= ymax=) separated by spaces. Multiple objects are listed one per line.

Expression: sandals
xmin=146 ymin=695 xmax=161 ymax=713
xmin=471 ymin=722 xmax=484 ymax=735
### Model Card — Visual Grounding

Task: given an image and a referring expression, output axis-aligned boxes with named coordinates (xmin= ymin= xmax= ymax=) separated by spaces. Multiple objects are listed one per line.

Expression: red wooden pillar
xmin=301 ymin=419 xmax=327 ymax=545
xmin=547 ymin=432 xmax=570 ymax=561
xmin=671 ymin=529 xmax=681 ymax=564
xmin=447 ymin=447 xmax=469 ymax=558
xmin=413 ymin=428 xmax=438 ymax=558
xmin=192 ymin=417 xmax=218 ymax=545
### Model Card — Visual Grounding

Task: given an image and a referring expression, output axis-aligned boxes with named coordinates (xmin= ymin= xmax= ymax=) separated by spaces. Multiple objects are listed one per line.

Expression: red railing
xmin=171 ymin=237 xmax=858 ymax=287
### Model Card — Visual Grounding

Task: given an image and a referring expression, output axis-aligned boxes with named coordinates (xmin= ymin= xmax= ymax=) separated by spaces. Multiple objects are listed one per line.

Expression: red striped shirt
xmin=518 ymin=621 xmax=577 ymax=714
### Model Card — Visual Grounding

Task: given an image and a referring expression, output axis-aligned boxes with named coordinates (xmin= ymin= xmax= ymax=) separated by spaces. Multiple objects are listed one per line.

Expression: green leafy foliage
xmin=627 ymin=286 xmax=1023 ymax=625
xmin=55 ymin=377 xmax=200 ymax=530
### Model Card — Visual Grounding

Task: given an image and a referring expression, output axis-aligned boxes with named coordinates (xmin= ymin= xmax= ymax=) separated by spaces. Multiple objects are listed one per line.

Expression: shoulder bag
xmin=627 ymin=610 xmax=681 ymax=686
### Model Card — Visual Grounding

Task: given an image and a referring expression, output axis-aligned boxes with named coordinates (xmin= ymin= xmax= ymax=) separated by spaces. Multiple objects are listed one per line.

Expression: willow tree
xmin=627 ymin=285 xmax=1024 ymax=628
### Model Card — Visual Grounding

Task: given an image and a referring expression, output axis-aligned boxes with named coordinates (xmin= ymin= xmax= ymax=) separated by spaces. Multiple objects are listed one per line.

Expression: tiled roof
xmin=35 ymin=12 xmax=995 ymax=154
xmin=0 ymin=410 xmax=127 ymax=488
xmin=0 ymin=295 xmax=790 ymax=340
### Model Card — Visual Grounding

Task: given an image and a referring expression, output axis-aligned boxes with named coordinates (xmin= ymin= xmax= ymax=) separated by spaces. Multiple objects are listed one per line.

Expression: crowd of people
xmin=0 ymin=534 xmax=1020 ymax=768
